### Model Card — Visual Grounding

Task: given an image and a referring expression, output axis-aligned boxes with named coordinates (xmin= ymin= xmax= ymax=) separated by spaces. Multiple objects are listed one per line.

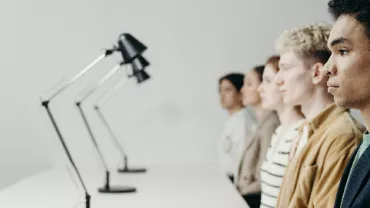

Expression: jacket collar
xmin=307 ymin=103 xmax=349 ymax=133
xmin=257 ymin=110 xmax=277 ymax=127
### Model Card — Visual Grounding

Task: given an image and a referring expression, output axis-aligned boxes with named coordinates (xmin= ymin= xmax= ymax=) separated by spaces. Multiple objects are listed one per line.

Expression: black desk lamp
xmin=93 ymin=58 xmax=150 ymax=174
xmin=40 ymin=33 xmax=147 ymax=207
xmin=130 ymin=56 xmax=151 ymax=84
xmin=75 ymin=61 xmax=137 ymax=193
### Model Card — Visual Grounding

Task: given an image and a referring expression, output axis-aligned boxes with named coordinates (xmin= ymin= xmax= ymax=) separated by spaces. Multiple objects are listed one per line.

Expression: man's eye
xmin=339 ymin=49 xmax=349 ymax=56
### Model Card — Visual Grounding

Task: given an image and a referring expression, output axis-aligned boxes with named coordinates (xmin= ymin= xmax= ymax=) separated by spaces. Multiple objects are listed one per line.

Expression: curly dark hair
xmin=328 ymin=0 xmax=370 ymax=38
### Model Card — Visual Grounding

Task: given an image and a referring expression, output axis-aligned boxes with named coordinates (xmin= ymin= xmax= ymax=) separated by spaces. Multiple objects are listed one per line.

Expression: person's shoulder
xmin=323 ymin=111 xmax=364 ymax=153
xmin=258 ymin=111 xmax=280 ymax=138
xmin=266 ymin=111 xmax=280 ymax=127
xmin=263 ymin=110 xmax=279 ymax=122
xmin=240 ymin=107 xmax=257 ymax=122
xmin=326 ymin=110 xmax=365 ymax=139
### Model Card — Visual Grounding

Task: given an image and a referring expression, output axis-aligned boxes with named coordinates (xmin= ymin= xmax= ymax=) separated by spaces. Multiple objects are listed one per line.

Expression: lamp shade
xmin=134 ymin=69 xmax=150 ymax=83
xmin=117 ymin=33 xmax=147 ymax=63
xmin=132 ymin=56 xmax=150 ymax=70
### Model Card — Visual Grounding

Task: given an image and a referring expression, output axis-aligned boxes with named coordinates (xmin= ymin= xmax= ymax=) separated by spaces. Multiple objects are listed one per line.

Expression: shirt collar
xmin=244 ymin=106 xmax=257 ymax=123
xmin=308 ymin=103 xmax=349 ymax=132
xmin=363 ymin=131 xmax=370 ymax=146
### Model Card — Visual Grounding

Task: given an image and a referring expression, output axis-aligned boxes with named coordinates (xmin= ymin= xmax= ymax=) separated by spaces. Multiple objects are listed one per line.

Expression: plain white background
xmin=2 ymin=0 xmax=362 ymax=190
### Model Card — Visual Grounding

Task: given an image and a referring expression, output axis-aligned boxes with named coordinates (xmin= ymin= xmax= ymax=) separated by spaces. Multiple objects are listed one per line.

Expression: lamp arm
xmin=94 ymin=77 xmax=128 ymax=108
xmin=95 ymin=107 xmax=127 ymax=157
xmin=93 ymin=78 xmax=129 ymax=167
xmin=39 ymin=48 xmax=115 ymax=208
xmin=76 ymin=103 xmax=110 ymax=172
xmin=41 ymin=49 xmax=115 ymax=102
xmin=76 ymin=63 xmax=123 ymax=104
xmin=41 ymin=103 xmax=91 ymax=208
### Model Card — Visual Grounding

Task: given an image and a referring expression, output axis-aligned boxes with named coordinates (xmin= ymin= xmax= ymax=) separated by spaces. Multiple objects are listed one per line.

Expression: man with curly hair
xmin=326 ymin=0 xmax=370 ymax=207
xmin=274 ymin=23 xmax=364 ymax=208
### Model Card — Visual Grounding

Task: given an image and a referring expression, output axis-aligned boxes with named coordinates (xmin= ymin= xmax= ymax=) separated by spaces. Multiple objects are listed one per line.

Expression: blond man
xmin=274 ymin=23 xmax=364 ymax=208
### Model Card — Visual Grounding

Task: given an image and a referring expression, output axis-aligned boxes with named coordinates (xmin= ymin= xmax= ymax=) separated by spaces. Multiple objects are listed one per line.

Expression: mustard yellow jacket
xmin=276 ymin=104 xmax=364 ymax=208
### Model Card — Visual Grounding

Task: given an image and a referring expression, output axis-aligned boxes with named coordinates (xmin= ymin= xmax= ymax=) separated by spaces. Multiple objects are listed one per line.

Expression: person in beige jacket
xmin=236 ymin=65 xmax=280 ymax=208
xmin=274 ymin=23 xmax=365 ymax=208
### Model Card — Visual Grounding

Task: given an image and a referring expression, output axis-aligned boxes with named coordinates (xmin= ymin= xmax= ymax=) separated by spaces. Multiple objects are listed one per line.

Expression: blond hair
xmin=275 ymin=23 xmax=332 ymax=63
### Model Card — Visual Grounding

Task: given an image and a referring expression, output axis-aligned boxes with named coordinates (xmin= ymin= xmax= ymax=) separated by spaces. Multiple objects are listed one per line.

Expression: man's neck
xmin=228 ymin=106 xmax=242 ymax=115
xmin=276 ymin=105 xmax=304 ymax=128
xmin=301 ymin=90 xmax=333 ymax=121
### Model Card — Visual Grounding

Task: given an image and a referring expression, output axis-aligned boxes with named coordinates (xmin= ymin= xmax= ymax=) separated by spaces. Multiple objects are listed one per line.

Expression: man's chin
xmin=262 ymin=103 xmax=273 ymax=111
xmin=334 ymin=97 xmax=352 ymax=108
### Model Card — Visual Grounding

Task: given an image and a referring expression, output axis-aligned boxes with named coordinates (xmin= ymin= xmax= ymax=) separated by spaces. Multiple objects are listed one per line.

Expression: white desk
xmin=0 ymin=164 xmax=248 ymax=208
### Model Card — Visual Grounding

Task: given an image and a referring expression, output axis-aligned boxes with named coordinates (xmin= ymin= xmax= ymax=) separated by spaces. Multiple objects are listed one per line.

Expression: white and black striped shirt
xmin=260 ymin=120 xmax=304 ymax=208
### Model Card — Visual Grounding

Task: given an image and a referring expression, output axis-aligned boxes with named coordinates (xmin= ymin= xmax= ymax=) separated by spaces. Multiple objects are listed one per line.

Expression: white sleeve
xmin=231 ymin=116 xmax=248 ymax=178
xmin=218 ymin=124 xmax=233 ymax=174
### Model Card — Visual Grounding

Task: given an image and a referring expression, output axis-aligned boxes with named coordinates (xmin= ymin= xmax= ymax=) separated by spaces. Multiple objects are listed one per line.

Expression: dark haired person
xmin=218 ymin=73 xmax=257 ymax=183
xmin=325 ymin=1 xmax=370 ymax=207
xmin=274 ymin=23 xmax=363 ymax=208
xmin=236 ymin=66 xmax=280 ymax=208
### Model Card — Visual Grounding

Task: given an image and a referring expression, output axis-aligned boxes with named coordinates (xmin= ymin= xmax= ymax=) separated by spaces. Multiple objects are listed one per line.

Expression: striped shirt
xmin=260 ymin=120 xmax=304 ymax=208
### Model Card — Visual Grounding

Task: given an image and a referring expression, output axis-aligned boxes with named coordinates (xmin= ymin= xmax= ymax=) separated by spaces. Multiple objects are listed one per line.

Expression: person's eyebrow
xmin=329 ymin=37 xmax=349 ymax=48
xmin=279 ymin=63 xmax=291 ymax=69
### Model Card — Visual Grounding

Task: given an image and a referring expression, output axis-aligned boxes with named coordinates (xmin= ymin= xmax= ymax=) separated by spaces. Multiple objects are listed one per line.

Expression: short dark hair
xmin=219 ymin=73 xmax=245 ymax=92
xmin=253 ymin=65 xmax=265 ymax=82
xmin=328 ymin=0 xmax=370 ymax=39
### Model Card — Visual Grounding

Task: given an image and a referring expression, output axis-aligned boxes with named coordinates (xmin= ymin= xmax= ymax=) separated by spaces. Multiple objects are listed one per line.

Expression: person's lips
xmin=327 ymin=81 xmax=339 ymax=88
xmin=327 ymin=81 xmax=339 ymax=93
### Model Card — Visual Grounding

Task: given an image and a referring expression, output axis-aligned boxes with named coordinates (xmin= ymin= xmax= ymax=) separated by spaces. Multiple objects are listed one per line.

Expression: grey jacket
xmin=236 ymin=110 xmax=280 ymax=195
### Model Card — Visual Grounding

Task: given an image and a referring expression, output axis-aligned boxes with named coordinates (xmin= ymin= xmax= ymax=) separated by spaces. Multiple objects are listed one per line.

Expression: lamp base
xmin=118 ymin=167 xmax=147 ymax=174
xmin=98 ymin=186 xmax=136 ymax=193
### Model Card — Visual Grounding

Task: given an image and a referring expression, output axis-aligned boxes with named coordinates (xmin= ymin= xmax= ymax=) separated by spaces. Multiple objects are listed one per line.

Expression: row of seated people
xmin=218 ymin=1 xmax=370 ymax=207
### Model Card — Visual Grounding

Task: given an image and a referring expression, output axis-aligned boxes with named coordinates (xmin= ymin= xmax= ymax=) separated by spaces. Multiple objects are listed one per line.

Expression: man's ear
xmin=311 ymin=62 xmax=326 ymax=85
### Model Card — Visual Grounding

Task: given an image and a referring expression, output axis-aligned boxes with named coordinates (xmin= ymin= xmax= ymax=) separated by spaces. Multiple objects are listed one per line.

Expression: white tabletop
xmin=0 ymin=164 xmax=248 ymax=208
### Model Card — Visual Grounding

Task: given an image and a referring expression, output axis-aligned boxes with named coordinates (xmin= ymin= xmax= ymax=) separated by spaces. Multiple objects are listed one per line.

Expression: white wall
xmin=3 ymin=0 xmax=338 ymax=189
